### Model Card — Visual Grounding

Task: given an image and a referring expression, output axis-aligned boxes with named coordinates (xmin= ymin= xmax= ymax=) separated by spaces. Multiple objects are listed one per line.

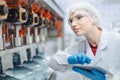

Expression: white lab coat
xmin=48 ymin=29 xmax=120 ymax=80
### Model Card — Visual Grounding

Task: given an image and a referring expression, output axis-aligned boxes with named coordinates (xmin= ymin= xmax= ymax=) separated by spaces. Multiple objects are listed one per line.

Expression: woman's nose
xmin=71 ymin=20 xmax=77 ymax=27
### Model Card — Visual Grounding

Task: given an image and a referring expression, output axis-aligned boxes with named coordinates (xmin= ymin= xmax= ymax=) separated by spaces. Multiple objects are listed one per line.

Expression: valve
xmin=5 ymin=0 xmax=28 ymax=23
xmin=6 ymin=7 xmax=28 ymax=23
xmin=31 ymin=2 xmax=41 ymax=14
xmin=5 ymin=0 xmax=28 ymax=8
xmin=24 ymin=14 xmax=33 ymax=25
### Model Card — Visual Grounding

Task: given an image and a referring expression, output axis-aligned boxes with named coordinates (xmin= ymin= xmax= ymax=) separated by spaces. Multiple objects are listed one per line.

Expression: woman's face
xmin=68 ymin=11 xmax=93 ymax=36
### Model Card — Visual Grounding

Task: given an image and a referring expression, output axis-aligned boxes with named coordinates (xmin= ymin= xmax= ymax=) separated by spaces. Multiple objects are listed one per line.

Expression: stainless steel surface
xmin=26 ymin=28 xmax=33 ymax=44
xmin=19 ymin=50 xmax=28 ymax=64
xmin=0 ymin=23 xmax=4 ymax=50
xmin=2 ymin=34 xmax=6 ymax=50
xmin=15 ymin=26 xmax=22 ymax=47
xmin=0 ymin=43 xmax=38 ymax=73
xmin=0 ymin=42 xmax=54 ymax=80
xmin=11 ymin=34 xmax=15 ymax=48
xmin=1 ymin=51 xmax=13 ymax=73
xmin=4 ymin=51 xmax=53 ymax=80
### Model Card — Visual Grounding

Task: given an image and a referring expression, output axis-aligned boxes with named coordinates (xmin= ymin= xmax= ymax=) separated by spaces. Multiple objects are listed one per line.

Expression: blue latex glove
xmin=68 ymin=53 xmax=91 ymax=65
xmin=73 ymin=66 xmax=106 ymax=80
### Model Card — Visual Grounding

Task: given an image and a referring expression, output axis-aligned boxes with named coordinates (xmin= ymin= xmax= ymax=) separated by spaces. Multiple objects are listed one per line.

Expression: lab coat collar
xmin=85 ymin=29 xmax=108 ymax=64
xmin=85 ymin=28 xmax=108 ymax=54
xmin=98 ymin=29 xmax=108 ymax=50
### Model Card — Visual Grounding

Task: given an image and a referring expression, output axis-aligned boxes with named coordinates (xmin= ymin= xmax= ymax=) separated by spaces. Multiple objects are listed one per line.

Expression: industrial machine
xmin=0 ymin=0 xmax=63 ymax=80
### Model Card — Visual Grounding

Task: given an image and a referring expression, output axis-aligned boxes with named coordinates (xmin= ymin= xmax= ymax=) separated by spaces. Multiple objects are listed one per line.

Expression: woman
xmin=48 ymin=2 xmax=120 ymax=80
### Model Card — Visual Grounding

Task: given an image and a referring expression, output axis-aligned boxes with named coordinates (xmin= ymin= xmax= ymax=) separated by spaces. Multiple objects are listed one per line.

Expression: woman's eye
xmin=69 ymin=19 xmax=73 ymax=24
xmin=77 ymin=15 xmax=83 ymax=20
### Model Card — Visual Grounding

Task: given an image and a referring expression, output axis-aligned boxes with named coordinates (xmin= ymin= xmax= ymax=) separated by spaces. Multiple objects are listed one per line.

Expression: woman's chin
xmin=75 ymin=33 xmax=83 ymax=36
xmin=74 ymin=31 xmax=84 ymax=36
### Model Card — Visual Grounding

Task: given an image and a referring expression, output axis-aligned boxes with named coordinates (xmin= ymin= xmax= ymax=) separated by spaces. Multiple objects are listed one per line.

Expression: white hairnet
xmin=67 ymin=2 xmax=102 ymax=27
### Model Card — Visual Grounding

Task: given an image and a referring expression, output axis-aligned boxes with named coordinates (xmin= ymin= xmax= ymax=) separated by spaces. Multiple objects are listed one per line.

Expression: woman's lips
xmin=74 ymin=28 xmax=80 ymax=33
